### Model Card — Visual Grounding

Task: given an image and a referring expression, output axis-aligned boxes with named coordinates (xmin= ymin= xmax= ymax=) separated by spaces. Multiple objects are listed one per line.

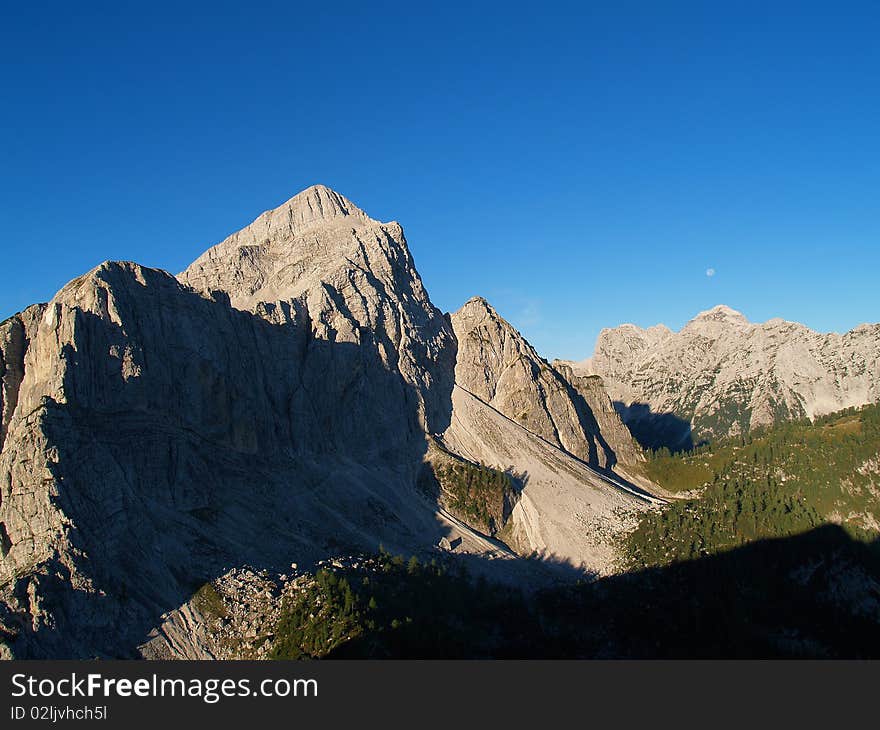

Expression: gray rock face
xmin=552 ymin=362 xmax=644 ymax=468
xmin=438 ymin=298 xmax=653 ymax=575
xmin=0 ymin=304 xmax=46 ymax=451
xmin=180 ymin=184 xmax=456 ymax=435
xmin=0 ymin=260 xmax=457 ymax=658
xmin=584 ymin=304 xmax=880 ymax=445
xmin=449 ymin=297 xmax=640 ymax=469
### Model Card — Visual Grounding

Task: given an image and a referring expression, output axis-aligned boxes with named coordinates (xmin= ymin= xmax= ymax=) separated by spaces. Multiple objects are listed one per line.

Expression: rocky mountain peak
xmin=179 ymin=185 xmax=416 ymax=311
xmin=180 ymin=185 xmax=455 ymax=436
xmin=273 ymin=184 xmax=376 ymax=233
xmin=460 ymin=295 xmax=495 ymax=311
xmin=453 ymin=296 xmax=522 ymax=341
xmin=587 ymin=304 xmax=880 ymax=446
xmin=685 ymin=304 xmax=749 ymax=329
xmin=448 ymin=296 xmax=641 ymax=471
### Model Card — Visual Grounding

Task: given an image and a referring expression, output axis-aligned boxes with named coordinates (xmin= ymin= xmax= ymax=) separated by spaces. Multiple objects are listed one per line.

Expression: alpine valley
xmin=1 ymin=186 xmax=878 ymax=659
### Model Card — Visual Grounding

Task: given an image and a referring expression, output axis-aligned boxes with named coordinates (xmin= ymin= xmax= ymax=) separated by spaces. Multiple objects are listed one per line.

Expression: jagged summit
xmin=448 ymin=295 xmax=643 ymax=472
xmin=273 ymin=184 xmax=376 ymax=231
xmin=457 ymin=296 xmax=505 ymax=321
xmin=181 ymin=184 xmax=379 ymax=277
xmin=690 ymin=304 xmax=748 ymax=323
xmin=681 ymin=304 xmax=750 ymax=337
xmin=462 ymin=295 xmax=494 ymax=309
xmin=694 ymin=304 xmax=746 ymax=319
xmin=452 ymin=295 xmax=541 ymax=367
xmin=588 ymin=304 xmax=880 ymax=444
xmin=179 ymin=184 xmax=410 ymax=311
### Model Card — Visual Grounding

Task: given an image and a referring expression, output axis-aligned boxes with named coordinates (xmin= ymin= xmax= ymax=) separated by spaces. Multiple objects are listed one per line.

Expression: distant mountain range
xmin=577 ymin=304 xmax=880 ymax=449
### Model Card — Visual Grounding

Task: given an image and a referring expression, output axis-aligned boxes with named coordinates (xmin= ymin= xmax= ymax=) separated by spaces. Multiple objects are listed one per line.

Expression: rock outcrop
xmin=438 ymin=297 xmax=655 ymax=572
xmin=551 ymin=361 xmax=644 ymax=469
xmin=584 ymin=304 xmax=880 ymax=446
xmin=448 ymin=297 xmax=641 ymax=470
xmin=0 ymin=304 xmax=46 ymax=450
xmin=180 ymin=184 xmax=456 ymax=435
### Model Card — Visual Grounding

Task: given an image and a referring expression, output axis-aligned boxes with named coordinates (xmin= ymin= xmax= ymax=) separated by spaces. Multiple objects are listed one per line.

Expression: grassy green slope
xmin=630 ymin=403 xmax=880 ymax=568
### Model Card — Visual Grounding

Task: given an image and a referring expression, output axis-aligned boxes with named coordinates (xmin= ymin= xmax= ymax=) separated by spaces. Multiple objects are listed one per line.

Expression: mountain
xmin=437 ymin=296 xmax=655 ymax=570
xmin=180 ymin=184 xmax=456 ymax=435
xmin=583 ymin=304 xmax=880 ymax=448
xmin=0 ymin=185 xmax=652 ymax=659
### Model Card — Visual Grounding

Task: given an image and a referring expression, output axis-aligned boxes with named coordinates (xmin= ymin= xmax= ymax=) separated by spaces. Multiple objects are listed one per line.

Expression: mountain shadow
xmin=557 ymin=374 xmax=618 ymax=469
xmin=550 ymin=524 xmax=880 ymax=658
xmin=613 ymin=401 xmax=694 ymax=453
xmin=316 ymin=524 xmax=880 ymax=659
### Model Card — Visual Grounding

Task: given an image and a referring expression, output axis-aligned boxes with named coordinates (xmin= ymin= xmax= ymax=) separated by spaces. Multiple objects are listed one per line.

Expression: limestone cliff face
xmin=448 ymin=297 xmax=640 ymax=470
xmin=180 ymin=184 xmax=456 ymax=435
xmin=0 ymin=304 xmax=46 ymax=450
xmin=584 ymin=304 xmax=880 ymax=445
xmin=0 ymin=258 xmax=459 ymax=659
xmin=551 ymin=362 xmax=643 ymax=468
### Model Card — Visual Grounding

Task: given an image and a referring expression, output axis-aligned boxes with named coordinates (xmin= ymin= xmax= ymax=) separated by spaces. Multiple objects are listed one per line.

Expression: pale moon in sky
xmin=706 ymin=268 xmax=716 ymax=277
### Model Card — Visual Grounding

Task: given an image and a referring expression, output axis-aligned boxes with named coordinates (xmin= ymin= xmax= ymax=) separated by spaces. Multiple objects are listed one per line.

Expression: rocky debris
xmin=583 ymin=304 xmax=880 ymax=444
xmin=858 ymin=455 xmax=880 ymax=478
xmin=440 ymin=385 xmax=658 ymax=574
xmin=437 ymin=297 xmax=656 ymax=572
xmin=140 ymin=567 xmax=293 ymax=660
xmin=144 ymin=556 xmax=383 ymax=660
xmin=189 ymin=568 xmax=290 ymax=660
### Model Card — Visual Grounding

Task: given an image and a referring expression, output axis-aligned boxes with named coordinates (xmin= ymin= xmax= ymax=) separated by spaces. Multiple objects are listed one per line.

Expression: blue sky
xmin=2 ymin=2 xmax=878 ymax=360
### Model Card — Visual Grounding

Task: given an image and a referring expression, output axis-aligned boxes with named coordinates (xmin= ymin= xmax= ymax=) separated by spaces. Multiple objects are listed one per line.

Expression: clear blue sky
xmin=2 ymin=2 xmax=878 ymax=360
